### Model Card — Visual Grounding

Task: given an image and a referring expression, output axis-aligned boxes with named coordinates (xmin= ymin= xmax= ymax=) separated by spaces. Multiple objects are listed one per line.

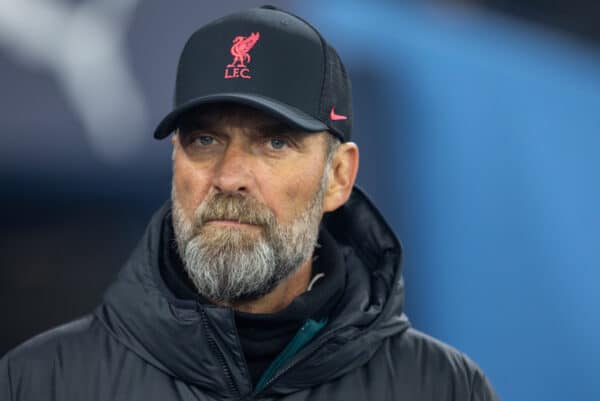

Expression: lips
xmin=205 ymin=219 xmax=256 ymax=226
xmin=194 ymin=193 xmax=275 ymax=229
xmin=202 ymin=217 xmax=267 ymax=231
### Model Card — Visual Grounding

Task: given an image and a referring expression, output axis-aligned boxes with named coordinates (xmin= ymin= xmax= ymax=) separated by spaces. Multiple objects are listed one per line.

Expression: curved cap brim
xmin=153 ymin=93 xmax=328 ymax=139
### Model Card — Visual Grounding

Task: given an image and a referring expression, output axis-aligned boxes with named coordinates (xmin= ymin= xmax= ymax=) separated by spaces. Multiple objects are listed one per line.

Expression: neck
xmin=226 ymin=258 xmax=313 ymax=314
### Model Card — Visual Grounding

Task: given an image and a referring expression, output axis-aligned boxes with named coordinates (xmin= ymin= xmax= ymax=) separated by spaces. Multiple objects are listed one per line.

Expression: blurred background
xmin=1 ymin=1 xmax=599 ymax=400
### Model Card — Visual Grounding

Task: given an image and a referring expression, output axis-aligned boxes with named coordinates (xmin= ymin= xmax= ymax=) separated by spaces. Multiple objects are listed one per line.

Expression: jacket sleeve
xmin=471 ymin=368 xmax=500 ymax=401
xmin=0 ymin=356 xmax=14 ymax=401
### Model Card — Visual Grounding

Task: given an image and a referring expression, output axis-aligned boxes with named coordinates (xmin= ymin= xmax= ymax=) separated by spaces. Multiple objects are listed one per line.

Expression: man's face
xmin=170 ymin=104 xmax=333 ymax=304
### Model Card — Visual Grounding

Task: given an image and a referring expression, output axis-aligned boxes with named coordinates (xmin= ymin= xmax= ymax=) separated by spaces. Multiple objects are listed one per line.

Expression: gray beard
xmin=171 ymin=172 xmax=328 ymax=304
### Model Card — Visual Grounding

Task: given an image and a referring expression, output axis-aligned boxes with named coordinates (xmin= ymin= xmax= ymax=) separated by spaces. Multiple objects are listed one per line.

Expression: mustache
xmin=195 ymin=193 xmax=276 ymax=227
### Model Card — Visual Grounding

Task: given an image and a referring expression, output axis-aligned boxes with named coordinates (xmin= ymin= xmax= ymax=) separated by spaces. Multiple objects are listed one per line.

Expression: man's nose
xmin=211 ymin=143 xmax=253 ymax=194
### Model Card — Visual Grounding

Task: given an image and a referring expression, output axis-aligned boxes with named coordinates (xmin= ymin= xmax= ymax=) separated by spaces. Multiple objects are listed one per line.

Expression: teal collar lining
xmin=254 ymin=318 xmax=328 ymax=392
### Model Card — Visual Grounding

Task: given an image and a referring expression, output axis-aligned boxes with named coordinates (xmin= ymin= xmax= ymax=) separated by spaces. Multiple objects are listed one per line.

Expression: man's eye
xmin=268 ymin=138 xmax=288 ymax=150
xmin=195 ymin=135 xmax=215 ymax=146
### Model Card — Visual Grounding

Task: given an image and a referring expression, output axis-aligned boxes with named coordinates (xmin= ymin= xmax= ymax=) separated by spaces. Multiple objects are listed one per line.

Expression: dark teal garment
xmin=255 ymin=318 xmax=327 ymax=392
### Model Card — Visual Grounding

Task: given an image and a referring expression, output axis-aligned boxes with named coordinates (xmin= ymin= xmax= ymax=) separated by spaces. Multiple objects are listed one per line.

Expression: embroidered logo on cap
xmin=224 ymin=32 xmax=260 ymax=80
xmin=330 ymin=106 xmax=348 ymax=121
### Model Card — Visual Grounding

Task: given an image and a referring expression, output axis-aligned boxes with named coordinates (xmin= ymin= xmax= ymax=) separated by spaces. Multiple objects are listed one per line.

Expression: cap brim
xmin=153 ymin=93 xmax=328 ymax=139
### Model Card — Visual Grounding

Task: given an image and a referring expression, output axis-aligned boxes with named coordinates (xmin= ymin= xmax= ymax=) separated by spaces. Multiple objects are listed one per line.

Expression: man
xmin=1 ymin=6 xmax=499 ymax=401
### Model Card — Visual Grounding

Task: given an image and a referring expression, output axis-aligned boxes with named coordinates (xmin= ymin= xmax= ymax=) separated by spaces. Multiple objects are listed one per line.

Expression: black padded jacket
xmin=0 ymin=188 xmax=500 ymax=401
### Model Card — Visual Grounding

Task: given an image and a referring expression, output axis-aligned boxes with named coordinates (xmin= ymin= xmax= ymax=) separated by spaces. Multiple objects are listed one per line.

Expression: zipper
xmin=198 ymin=307 xmax=241 ymax=398
xmin=254 ymin=318 xmax=327 ymax=392
xmin=250 ymin=327 xmax=349 ymax=397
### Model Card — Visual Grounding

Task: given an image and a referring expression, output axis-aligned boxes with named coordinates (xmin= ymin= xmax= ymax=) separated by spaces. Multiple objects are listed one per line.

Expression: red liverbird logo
xmin=224 ymin=32 xmax=260 ymax=80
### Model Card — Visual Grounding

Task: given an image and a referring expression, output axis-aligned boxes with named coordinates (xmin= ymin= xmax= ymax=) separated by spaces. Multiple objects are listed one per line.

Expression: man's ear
xmin=170 ymin=132 xmax=179 ymax=160
xmin=322 ymin=142 xmax=359 ymax=213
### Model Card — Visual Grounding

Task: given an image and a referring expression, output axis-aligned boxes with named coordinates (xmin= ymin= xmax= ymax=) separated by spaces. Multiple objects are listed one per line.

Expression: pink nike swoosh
xmin=330 ymin=107 xmax=348 ymax=121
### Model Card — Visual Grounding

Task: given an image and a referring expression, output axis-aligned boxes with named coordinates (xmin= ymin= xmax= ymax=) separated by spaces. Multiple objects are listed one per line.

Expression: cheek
xmin=173 ymin=158 xmax=212 ymax=218
xmin=267 ymin=157 xmax=325 ymax=219
xmin=282 ymin=174 xmax=316 ymax=201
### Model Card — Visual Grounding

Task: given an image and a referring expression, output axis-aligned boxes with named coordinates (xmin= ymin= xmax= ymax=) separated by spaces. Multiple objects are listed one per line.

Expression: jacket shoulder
xmin=394 ymin=328 xmax=482 ymax=374
xmin=0 ymin=315 xmax=118 ymax=401
xmin=381 ymin=328 xmax=500 ymax=401
xmin=2 ymin=315 xmax=99 ymax=362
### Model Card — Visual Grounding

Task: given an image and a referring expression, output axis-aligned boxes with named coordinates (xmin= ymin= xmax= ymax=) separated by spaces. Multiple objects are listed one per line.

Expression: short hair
xmin=324 ymin=133 xmax=341 ymax=166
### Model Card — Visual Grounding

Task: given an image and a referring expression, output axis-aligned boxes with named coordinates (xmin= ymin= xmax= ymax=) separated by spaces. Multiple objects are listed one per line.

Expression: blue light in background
xmin=301 ymin=2 xmax=600 ymax=400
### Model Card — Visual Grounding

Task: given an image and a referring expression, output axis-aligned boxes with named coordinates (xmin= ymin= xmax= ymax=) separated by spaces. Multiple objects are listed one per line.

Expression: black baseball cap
xmin=153 ymin=5 xmax=352 ymax=142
